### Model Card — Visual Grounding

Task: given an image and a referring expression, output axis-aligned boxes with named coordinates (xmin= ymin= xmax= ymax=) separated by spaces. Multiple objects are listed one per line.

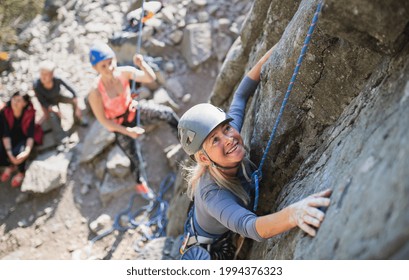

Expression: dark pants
xmin=137 ymin=99 xmax=179 ymax=133
xmin=44 ymin=95 xmax=78 ymax=142
xmin=115 ymin=100 xmax=179 ymax=184
xmin=0 ymin=141 xmax=27 ymax=172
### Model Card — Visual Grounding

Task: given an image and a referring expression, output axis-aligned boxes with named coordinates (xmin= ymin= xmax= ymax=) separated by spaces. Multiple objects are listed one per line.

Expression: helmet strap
xmin=201 ymin=148 xmax=240 ymax=171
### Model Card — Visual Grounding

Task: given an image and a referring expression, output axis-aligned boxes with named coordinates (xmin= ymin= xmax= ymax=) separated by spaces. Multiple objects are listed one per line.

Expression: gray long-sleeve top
xmin=193 ymin=76 xmax=267 ymax=242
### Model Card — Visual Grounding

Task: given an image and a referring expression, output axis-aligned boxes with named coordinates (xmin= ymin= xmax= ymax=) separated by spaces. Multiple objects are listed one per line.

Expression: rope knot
xmin=251 ymin=169 xmax=262 ymax=185
xmin=251 ymin=169 xmax=262 ymax=212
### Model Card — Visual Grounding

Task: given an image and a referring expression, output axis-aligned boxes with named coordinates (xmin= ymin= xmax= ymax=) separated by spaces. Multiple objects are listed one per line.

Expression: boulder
xmin=80 ymin=121 xmax=116 ymax=163
xmin=181 ymin=23 xmax=212 ymax=68
xmin=98 ymin=172 xmax=135 ymax=205
xmin=106 ymin=145 xmax=131 ymax=178
xmin=21 ymin=151 xmax=72 ymax=193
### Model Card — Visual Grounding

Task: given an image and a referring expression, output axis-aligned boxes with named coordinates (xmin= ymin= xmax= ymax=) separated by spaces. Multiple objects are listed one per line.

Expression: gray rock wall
xmin=208 ymin=0 xmax=409 ymax=259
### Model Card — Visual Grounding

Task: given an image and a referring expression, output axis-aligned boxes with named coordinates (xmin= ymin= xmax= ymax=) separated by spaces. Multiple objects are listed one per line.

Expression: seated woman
xmin=34 ymin=60 xmax=85 ymax=143
xmin=0 ymin=92 xmax=39 ymax=187
xmin=87 ymin=42 xmax=179 ymax=197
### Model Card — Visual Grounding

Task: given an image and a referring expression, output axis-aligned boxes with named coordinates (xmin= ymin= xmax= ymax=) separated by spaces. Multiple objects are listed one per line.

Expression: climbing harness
xmin=179 ymin=206 xmax=216 ymax=255
xmin=87 ymin=172 xmax=176 ymax=255
xmin=179 ymin=203 xmax=238 ymax=260
xmin=180 ymin=245 xmax=211 ymax=260
xmin=251 ymin=1 xmax=323 ymax=212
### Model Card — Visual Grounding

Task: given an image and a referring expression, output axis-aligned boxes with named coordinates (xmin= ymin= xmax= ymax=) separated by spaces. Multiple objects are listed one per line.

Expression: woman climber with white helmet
xmin=177 ymin=44 xmax=332 ymax=259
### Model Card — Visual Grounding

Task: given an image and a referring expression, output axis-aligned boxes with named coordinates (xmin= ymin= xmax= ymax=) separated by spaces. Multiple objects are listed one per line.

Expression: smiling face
xmin=39 ymin=69 xmax=54 ymax=86
xmin=200 ymin=122 xmax=245 ymax=169
xmin=93 ymin=58 xmax=117 ymax=77
xmin=39 ymin=60 xmax=55 ymax=87
xmin=11 ymin=94 xmax=28 ymax=113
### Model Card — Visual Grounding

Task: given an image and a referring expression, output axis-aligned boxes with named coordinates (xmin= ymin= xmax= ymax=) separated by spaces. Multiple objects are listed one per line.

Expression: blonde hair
xmin=184 ymin=151 xmax=250 ymax=206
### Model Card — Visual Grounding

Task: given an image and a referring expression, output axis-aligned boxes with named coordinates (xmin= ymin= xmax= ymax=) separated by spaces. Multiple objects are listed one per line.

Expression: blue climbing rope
xmin=130 ymin=0 xmax=146 ymax=127
xmin=252 ymin=1 xmax=323 ymax=212
xmin=89 ymin=172 xmax=176 ymax=247
xmin=127 ymin=0 xmax=153 ymax=197
xmin=129 ymin=172 xmax=176 ymax=240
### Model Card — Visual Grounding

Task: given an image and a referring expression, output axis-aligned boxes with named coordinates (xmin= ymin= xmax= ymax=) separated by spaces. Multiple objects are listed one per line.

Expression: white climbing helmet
xmin=178 ymin=103 xmax=233 ymax=156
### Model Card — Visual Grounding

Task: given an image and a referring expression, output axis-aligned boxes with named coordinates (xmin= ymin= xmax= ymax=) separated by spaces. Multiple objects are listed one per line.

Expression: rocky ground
xmin=0 ymin=0 xmax=251 ymax=259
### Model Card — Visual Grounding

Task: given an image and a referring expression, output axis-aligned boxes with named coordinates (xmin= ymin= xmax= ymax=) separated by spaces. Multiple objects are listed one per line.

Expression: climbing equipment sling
xmin=179 ymin=204 xmax=237 ymax=260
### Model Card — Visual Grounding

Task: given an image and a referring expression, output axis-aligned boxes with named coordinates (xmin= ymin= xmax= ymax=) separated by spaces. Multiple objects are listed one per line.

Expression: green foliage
xmin=0 ymin=0 xmax=45 ymax=45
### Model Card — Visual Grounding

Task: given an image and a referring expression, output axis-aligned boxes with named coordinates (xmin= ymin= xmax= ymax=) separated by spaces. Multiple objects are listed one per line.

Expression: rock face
xmin=0 ymin=0 xmax=252 ymax=260
xmin=205 ymin=0 xmax=409 ymax=259
xmin=80 ymin=121 xmax=116 ymax=163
